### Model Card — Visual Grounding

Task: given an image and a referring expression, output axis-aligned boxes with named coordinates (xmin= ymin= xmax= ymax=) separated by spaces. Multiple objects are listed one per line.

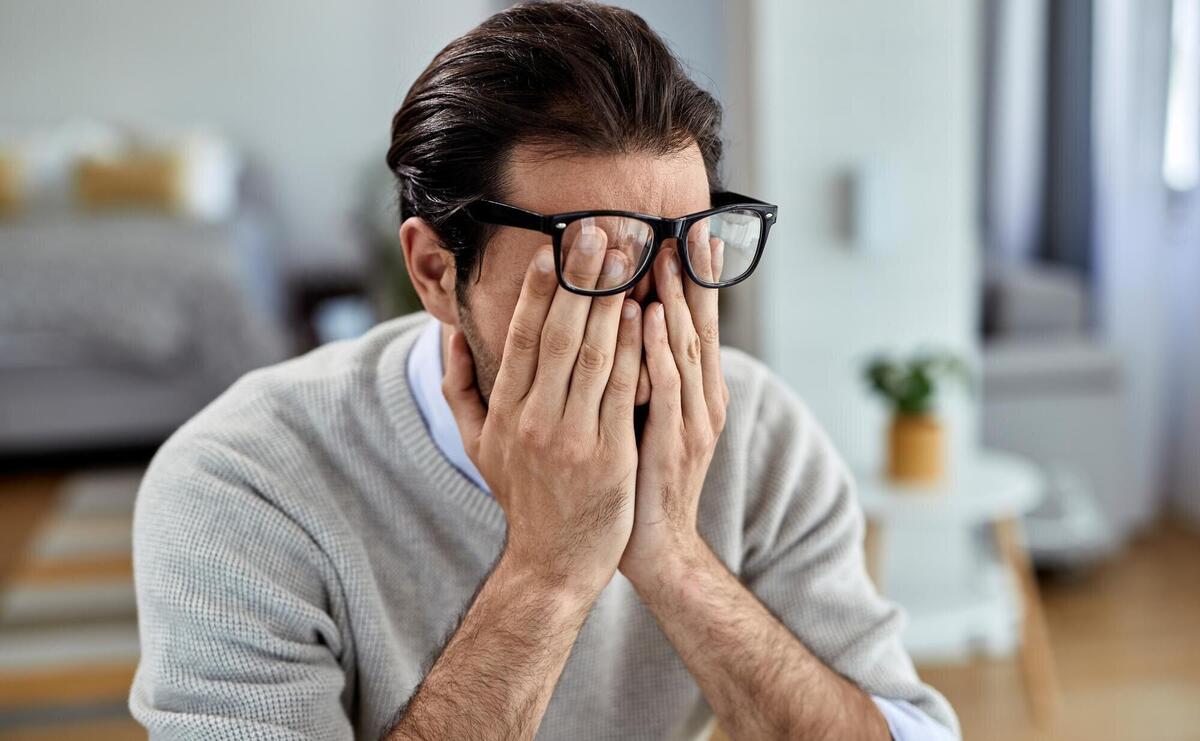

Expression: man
xmin=130 ymin=2 xmax=958 ymax=739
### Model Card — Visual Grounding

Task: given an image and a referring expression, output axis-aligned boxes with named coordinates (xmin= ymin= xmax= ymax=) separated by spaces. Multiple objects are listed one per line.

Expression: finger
xmin=441 ymin=329 xmax=486 ymax=459
xmin=687 ymin=218 xmax=714 ymax=282
xmin=635 ymin=361 xmax=650 ymax=406
xmin=710 ymin=236 xmax=726 ymax=283
xmin=642 ymin=302 xmax=681 ymax=422
xmin=654 ymin=248 xmax=707 ymax=428
xmin=530 ymin=219 xmax=608 ymax=411
xmin=565 ymin=249 xmax=633 ymax=422
xmin=490 ymin=246 xmax=559 ymax=408
xmin=683 ymin=229 xmax=725 ymax=424
xmin=599 ymin=299 xmax=642 ymax=435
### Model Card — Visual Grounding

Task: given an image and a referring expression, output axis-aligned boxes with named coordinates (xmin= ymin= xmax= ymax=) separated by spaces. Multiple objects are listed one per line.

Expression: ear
xmin=399 ymin=216 xmax=459 ymax=326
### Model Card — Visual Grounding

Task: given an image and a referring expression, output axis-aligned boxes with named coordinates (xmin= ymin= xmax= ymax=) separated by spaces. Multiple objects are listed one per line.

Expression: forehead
xmin=502 ymin=142 xmax=711 ymax=219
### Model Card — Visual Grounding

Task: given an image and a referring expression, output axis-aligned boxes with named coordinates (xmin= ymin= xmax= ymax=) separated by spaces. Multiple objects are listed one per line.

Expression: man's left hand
xmin=620 ymin=232 xmax=728 ymax=587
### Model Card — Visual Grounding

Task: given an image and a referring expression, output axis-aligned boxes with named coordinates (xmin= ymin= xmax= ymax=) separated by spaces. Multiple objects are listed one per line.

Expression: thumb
xmin=441 ymin=329 xmax=486 ymax=456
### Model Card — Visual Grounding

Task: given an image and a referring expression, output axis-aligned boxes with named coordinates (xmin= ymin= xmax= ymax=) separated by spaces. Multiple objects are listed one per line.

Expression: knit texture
xmin=129 ymin=311 xmax=958 ymax=740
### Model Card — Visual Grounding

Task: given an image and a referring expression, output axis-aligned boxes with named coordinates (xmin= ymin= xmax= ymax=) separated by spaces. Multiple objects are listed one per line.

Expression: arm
xmin=393 ymin=233 xmax=644 ymax=738
xmin=630 ymin=539 xmax=890 ymax=741
xmin=619 ymin=239 xmax=954 ymax=738
xmin=130 ymin=443 xmax=353 ymax=740
xmin=384 ymin=552 xmax=594 ymax=740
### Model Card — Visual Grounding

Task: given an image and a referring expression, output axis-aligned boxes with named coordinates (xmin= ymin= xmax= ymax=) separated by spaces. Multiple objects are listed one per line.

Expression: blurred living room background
xmin=1 ymin=0 xmax=1198 ymax=739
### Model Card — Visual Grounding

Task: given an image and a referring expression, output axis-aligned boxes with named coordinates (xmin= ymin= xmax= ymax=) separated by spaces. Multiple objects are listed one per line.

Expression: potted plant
xmin=864 ymin=350 xmax=969 ymax=485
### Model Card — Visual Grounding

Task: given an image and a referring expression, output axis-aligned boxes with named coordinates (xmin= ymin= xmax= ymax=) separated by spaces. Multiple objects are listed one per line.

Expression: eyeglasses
xmin=463 ymin=191 xmax=778 ymax=296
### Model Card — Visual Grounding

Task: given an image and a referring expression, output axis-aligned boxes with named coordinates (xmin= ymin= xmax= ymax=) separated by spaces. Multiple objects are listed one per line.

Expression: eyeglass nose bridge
xmin=655 ymin=218 xmax=689 ymax=243
xmin=636 ymin=218 xmax=688 ymax=271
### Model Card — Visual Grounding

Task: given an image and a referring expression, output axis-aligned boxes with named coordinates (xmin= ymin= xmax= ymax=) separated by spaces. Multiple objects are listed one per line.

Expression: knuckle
xmin=687 ymin=429 xmax=714 ymax=455
xmin=684 ymin=332 xmax=703 ymax=365
xmin=507 ymin=321 xmax=541 ymax=354
xmin=517 ymin=415 xmax=544 ymax=446
xmin=711 ymin=403 xmax=727 ymax=430
xmin=575 ymin=340 xmax=609 ymax=374
xmin=698 ymin=317 xmax=720 ymax=347
xmin=541 ymin=324 xmax=575 ymax=359
xmin=606 ymin=372 xmax=635 ymax=397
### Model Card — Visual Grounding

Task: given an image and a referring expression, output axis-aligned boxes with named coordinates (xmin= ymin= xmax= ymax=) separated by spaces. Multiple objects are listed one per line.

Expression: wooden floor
xmin=920 ymin=521 xmax=1200 ymax=741
xmin=2 ymin=473 xmax=1199 ymax=740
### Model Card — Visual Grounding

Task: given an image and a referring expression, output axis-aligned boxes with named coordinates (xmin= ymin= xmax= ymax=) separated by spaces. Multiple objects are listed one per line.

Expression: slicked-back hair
xmin=386 ymin=0 xmax=724 ymax=298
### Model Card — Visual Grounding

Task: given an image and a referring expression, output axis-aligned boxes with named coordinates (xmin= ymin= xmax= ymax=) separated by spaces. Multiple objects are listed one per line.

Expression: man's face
xmin=456 ymin=142 xmax=712 ymax=401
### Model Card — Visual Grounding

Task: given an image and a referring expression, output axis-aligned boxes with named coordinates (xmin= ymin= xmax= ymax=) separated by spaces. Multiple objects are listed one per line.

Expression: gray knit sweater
xmin=129 ymin=311 xmax=957 ymax=739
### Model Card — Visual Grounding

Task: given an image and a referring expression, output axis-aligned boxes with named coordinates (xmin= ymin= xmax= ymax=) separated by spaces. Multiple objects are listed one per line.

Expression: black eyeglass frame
xmin=463 ymin=191 xmax=778 ymax=296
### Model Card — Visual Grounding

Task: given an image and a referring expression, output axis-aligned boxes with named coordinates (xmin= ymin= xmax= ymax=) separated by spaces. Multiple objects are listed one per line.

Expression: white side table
xmin=855 ymin=450 xmax=1060 ymax=727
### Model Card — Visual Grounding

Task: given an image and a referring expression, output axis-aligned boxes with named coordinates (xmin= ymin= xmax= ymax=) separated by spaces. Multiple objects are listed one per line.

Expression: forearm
xmin=385 ymin=551 xmax=596 ymax=741
xmin=630 ymin=540 xmax=891 ymax=741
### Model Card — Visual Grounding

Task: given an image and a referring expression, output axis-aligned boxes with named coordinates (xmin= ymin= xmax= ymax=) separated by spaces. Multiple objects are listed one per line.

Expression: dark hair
xmin=386 ymin=0 xmax=724 ymax=296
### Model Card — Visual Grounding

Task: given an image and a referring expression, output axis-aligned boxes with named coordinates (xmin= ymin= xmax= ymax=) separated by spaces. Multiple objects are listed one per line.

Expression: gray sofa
xmin=981 ymin=261 xmax=1131 ymax=561
xmin=0 ymin=210 xmax=289 ymax=458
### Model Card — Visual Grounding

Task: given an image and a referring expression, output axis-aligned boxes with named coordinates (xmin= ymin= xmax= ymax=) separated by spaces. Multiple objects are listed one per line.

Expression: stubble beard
xmin=455 ymin=299 xmax=501 ymax=407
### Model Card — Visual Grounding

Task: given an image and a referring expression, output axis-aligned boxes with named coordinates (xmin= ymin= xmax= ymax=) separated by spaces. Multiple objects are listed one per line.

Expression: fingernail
xmin=535 ymin=250 xmax=554 ymax=273
xmin=654 ymin=303 xmax=665 ymax=321
xmin=622 ymin=301 xmax=637 ymax=320
xmin=578 ymin=219 xmax=602 ymax=254
xmin=604 ymin=252 xmax=624 ymax=279
xmin=668 ymin=253 xmax=680 ymax=274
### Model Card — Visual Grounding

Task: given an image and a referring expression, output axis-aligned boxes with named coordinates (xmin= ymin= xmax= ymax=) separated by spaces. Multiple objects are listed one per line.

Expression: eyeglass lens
xmin=685 ymin=210 xmax=762 ymax=285
xmin=559 ymin=211 xmax=762 ymax=293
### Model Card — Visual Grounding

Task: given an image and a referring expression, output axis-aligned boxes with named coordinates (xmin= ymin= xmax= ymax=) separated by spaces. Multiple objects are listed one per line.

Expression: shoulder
xmin=138 ymin=313 xmax=430 ymax=525
xmin=718 ymin=344 xmax=830 ymax=455
xmin=164 ymin=312 xmax=428 ymax=463
xmin=715 ymin=345 xmax=854 ymax=554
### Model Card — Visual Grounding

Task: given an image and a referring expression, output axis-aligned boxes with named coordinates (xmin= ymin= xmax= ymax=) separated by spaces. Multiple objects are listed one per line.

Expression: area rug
xmin=0 ymin=468 xmax=144 ymax=732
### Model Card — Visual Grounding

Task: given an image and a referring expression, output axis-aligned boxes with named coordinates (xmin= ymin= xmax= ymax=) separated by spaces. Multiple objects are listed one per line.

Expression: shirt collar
xmin=406 ymin=317 xmax=491 ymax=494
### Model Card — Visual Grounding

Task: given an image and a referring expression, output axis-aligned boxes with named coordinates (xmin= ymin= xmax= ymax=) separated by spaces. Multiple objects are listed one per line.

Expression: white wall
xmin=751 ymin=0 xmax=982 ymax=468
xmin=0 ymin=0 xmax=490 ymax=263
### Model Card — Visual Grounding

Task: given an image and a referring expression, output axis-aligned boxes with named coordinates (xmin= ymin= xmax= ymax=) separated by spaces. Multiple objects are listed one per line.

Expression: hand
xmin=443 ymin=228 xmax=644 ymax=598
xmin=620 ymin=232 xmax=729 ymax=587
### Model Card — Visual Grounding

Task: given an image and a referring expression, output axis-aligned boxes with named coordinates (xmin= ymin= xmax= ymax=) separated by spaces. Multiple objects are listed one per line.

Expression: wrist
xmin=496 ymin=543 xmax=611 ymax=610
xmin=623 ymin=532 xmax=711 ymax=599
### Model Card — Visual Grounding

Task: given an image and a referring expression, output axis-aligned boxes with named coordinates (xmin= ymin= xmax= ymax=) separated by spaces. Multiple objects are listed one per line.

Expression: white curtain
xmin=1163 ymin=0 xmax=1200 ymax=523
xmin=1093 ymin=0 xmax=1200 ymax=529
xmin=982 ymin=0 xmax=1047 ymax=264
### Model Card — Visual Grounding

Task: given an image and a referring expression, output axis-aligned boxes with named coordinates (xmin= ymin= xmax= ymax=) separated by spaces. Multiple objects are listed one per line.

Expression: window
xmin=1164 ymin=0 xmax=1200 ymax=192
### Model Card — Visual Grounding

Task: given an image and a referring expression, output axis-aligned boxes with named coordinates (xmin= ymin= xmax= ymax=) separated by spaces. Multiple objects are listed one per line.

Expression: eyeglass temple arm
xmin=463 ymin=200 xmax=548 ymax=232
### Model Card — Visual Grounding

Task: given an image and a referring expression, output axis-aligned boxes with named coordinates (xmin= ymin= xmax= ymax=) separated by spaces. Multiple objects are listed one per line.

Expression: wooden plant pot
xmin=887 ymin=413 xmax=944 ymax=485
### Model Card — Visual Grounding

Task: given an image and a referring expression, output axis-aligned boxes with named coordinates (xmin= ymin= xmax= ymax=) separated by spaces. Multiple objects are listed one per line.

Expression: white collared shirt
xmin=405 ymin=316 xmax=490 ymax=493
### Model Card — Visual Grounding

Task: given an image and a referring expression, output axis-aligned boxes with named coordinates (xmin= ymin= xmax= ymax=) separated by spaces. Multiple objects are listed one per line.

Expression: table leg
xmin=864 ymin=520 xmax=884 ymax=590
xmin=994 ymin=516 xmax=1060 ymax=729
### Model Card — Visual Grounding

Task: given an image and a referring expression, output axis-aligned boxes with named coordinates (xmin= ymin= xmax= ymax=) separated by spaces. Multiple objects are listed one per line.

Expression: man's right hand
xmin=442 ymin=225 xmax=643 ymax=599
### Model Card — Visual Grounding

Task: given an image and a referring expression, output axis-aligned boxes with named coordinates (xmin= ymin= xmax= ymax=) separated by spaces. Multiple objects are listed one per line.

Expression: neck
xmin=439 ymin=321 xmax=453 ymax=383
